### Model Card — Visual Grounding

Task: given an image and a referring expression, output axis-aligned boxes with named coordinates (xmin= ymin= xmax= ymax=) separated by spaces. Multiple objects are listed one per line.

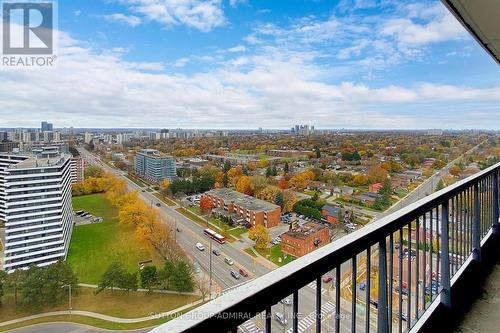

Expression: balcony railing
xmin=152 ymin=163 xmax=500 ymax=333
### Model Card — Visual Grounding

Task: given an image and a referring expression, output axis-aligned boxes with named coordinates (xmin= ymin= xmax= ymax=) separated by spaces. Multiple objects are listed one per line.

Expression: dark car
xmin=230 ymin=270 xmax=241 ymax=279
xmin=212 ymin=249 xmax=221 ymax=256
xmin=156 ymin=202 xmax=161 ymax=207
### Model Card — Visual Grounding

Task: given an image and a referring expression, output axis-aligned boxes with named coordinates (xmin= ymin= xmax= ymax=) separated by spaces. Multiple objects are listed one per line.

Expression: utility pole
xmin=209 ymin=238 xmax=213 ymax=299
xmin=61 ymin=284 xmax=72 ymax=314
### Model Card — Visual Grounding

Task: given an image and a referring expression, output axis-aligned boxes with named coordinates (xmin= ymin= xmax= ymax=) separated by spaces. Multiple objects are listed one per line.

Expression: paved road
xmin=77 ymin=148 xmax=271 ymax=291
xmin=6 ymin=323 xmax=151 ymax=333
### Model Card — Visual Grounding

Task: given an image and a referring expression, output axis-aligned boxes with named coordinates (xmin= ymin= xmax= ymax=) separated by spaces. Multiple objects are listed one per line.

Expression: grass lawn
xmin=153 ymin=193 xmax=177 ymax=207
xmin=125 ymin=174 xmax=146 ymax=188
xmin=67 ymin=194 xmax=154 ymax=284
xmin=0 ymin=287 xmax=199 ymax=323
xmin=0 ymin=294 xmax=203 ymax=332
xmin=244 ymin=247 xmax=257 ymax=258
xmin=176 ymin=207 xmax=208 ymax=226
xmin=256 ymin=245 xmax=294 ymax=266
xmin=228 ymin=226 xmax=248 ymax=239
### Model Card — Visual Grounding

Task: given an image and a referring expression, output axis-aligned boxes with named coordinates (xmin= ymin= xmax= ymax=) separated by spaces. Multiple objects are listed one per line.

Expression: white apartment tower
xmin=0 ymin=147 xmax=74 ymax=271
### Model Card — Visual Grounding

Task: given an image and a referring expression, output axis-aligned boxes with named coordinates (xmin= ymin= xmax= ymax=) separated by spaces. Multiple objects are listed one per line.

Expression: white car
xmin=225 ymin=257 xmax=234 ymax=265
xmin=196 ymin=243 xmax=205 ymax=251
xmin=274 ymin=312 xmax=288 ymax=326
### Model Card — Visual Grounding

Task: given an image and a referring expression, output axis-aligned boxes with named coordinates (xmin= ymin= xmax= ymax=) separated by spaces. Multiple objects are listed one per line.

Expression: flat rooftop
xmin=0 ymin=151 xmax=70 ymax=170
xmin=206 ymin=188 xmax=280 ymax=212
xmin=282 ymin=221 xmax=327 ymax=240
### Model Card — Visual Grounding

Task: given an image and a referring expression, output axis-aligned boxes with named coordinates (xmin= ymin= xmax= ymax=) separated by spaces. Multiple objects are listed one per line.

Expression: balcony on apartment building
xmin=151 ymin=2 xmax=500 ymax=333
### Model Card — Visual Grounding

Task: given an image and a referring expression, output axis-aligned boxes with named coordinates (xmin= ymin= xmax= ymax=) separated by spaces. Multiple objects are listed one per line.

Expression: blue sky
xmin=1 ymin=0 xmax=499 ymax=129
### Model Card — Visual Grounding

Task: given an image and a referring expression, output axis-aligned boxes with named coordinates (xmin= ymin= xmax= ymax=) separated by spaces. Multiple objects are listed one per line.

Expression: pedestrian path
xmin=306 ymin=281 xmax=327 ymax=295
xmin=239 ymin=319 xmax=263 ymax=333
xmin=285 ymin=301 xmax=335 ymax=333
xmin=0 ymin=299 xmax=204 ymax=328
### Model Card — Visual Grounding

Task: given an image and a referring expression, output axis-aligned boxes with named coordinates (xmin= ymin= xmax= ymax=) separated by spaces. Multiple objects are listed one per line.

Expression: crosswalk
xmin=285 ymin=301 xmax=336 ymax=333
xmin=307 ymin=281 xmax=328 ymax=295
xmin=238 ymin=301 xmax=336 ymax=333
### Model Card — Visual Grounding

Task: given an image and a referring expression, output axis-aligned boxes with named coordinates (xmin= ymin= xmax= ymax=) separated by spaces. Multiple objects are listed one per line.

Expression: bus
xmin=203 ymin=228 xmax=226 ymax=244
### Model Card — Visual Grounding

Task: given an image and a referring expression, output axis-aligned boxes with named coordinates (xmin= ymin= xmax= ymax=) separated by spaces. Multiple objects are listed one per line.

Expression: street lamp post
xmin=61 ymin=284 xmax=72 ymax=314
xmin=209 ymin=238 xmax=213 ymax=300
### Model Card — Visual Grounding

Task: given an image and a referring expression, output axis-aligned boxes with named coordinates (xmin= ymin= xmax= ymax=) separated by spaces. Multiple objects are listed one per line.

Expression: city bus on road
xmin=204 ymin=228 xmax=226 ymax=244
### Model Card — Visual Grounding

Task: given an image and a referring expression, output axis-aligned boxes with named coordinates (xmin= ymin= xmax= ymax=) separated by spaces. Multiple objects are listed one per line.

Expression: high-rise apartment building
xmin=134 ymin=149 xmax=176 ymax=183
xmin=0 ymin=147 xmax=74 ymax=271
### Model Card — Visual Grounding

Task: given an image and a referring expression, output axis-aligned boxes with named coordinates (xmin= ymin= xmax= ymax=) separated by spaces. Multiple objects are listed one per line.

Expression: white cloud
xmin=104 ymin=13 xmax=142 ymax=27
xmin=119 ymin=0 xmax=225 ymax=32
xmin=229 ymin=0 xmax=247 ymax=8
xmin=227 ymin=45 xmax=246 ymax=53
xmin=1 ymin=30 xmax=499 ymax=129
xmin=73 ymin=10 xmax=82 ymax=16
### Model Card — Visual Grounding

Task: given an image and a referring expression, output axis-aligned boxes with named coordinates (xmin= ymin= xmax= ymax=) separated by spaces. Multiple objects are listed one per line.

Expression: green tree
xmin=5 ymin=269 xmax=25 ymax=305
xmin=141 ymin=266 xmax=158 ymax=292
xmin=0 ymin=271 xmax=7 ymax=306
xmin=171 ymin=261 xmax=194 ymax=293
xmin=96 ymin=262 xmax=126 ymax=294
xmin=436 ymin=179 xmax=445 ymax=191
xmin=158 ymin=260 xmax=176 ymax=290
xmin=120 ymin=272 xmax=138 ymax=294
xmin=284 ymin=162 xmax=290 ymax=174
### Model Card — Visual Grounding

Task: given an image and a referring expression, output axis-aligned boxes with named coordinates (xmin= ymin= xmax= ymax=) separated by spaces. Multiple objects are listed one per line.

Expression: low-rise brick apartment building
xmin=281 ymin=222 xmax=330 ymax=257
xmin=203 ymin=188 xmax=281 ymax=228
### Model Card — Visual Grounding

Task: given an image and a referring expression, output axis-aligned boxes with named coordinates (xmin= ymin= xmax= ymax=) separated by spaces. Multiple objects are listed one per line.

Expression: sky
xmin=0 ymin=0 xmax=499 ymax=129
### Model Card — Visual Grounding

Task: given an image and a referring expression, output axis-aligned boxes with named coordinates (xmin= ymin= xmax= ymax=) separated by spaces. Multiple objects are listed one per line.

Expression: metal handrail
xmin=152 ymin=162 xmax=500 ymax=333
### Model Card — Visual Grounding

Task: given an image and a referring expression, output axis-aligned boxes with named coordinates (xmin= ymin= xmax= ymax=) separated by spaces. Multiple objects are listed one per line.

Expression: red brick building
xmin=281 ymin=222 xmax=330 ymax=257
xmin=369 ymin=182 xmax=383 ymax=193
xmin=321 ymin=204 xmax=340 ymax=224
xmin=203 ymin=188 xmax=281 ymax=228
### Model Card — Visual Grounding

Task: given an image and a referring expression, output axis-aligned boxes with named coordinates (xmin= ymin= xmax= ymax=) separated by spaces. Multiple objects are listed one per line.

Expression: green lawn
xmin=68 ymin=194 xmax=153 ymax=284
xmin=228 ymin=226 xmax=248 ymax=239
xmin=244 ymin=247 xmax=258 ymax=258
xmin=256 ymin=245 xmax=294 ymax=266
xmin=153 ymin=193 xmax=177 ymax=207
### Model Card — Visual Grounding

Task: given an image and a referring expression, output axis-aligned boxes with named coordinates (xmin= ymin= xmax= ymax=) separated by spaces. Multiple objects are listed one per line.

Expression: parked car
xmin=239 ymin=268 xmax=249 ymax=277
xmin=212 ymin=249 xmax=221 ymax=256
xmin=156 ymin=202 xmax=161 ymax=207
xmin=230 ymin=270 xmax=241 ymax=280
xmin=280 ymin=298 xmax=291 ymax=306
xmin=274 ymin=312 xmax=287 ymax=326
xmin=322 ymin=275 xmax=333 ymax=283
xmin=196 ymin=243 xmax=205 ymax=251
xmin=359 ymin=282 xmax=366 ymax=291
xmin=225 ymin=257 xmax=234 ymax=265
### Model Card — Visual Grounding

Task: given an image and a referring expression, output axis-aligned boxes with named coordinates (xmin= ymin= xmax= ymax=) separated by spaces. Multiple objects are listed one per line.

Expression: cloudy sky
xmin=1 ymin=0 xmax=499 ymax=129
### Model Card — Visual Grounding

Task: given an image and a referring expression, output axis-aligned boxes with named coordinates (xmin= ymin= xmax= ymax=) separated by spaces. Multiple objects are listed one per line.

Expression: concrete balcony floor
xmin=455 ymin=252 xmax=500 ymax=332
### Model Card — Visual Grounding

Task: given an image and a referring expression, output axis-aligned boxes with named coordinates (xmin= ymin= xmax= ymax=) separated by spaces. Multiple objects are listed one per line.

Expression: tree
xmin=0 ymin=271 xmax=7 ymax=306
xmin=171 ymin=261 xmax=194 ymax=292
xmin=141 ymin=266 xmax=158 ymax=292
xmin=159 ymin=179 xmax=171 ymax=194
xmin=199 ymin=196 xmax=213 ymax=212
xmin=368 ymin=165 xmax=388 ymax=183
xmin=259 ymin=186 xmax=280 ymax=203
xmin=5 ymin=269 xmax=25 ymax=305
xmin=277 ymin=178 xmax=289 ymax=190
xmin=283 ymin=191 xmax=297 ymax=213
xmin=222 ymin=172 xmax=229 ymax=188
xmin=314 ymin=146 xmax=321 ymax=158
xmin=120 ymin=272 xmax=138 ymax=294
xmin=196 ymin=275 xmax=211 ymax=301
xmin=84 ymin=165 xmax=103 ymax=179
xmin=236 ymin=176 xmax=253 ymax=195
xmin=284 ymin=162 xmax=290 ymax=174
xmin=248 ymin=225 xmax=271 ymax=251
xmin=436 ymin=179 xmax=445 ymax=191
xmin=97 ymin=262 xmax=126 ymax=294
xmin=158 ymin=260 xmax=176 ymax=290
xmin=449 ymin=165 xmax=462 ymax=177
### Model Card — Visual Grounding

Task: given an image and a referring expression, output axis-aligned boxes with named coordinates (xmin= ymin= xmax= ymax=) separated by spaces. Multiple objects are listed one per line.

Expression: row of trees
xmin=96 ymin=260 xmax=194 ymax=294
xmin=0 ymin=261 xmax=78 ymax=310
xmin=292 ymin=198 xmax=325 ymax=220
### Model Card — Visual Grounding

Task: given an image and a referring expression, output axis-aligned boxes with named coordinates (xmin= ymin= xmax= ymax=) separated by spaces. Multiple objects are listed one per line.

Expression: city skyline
xmin=0 ymin=0 xmax=499 ymax=129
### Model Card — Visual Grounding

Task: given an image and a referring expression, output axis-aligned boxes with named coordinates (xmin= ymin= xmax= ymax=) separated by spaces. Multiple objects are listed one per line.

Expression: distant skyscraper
xmin=41 ymin=121 xmax=53 ymax=132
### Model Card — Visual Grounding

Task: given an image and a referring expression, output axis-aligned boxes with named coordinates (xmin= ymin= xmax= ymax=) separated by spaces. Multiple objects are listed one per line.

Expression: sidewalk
xmin=77 ymin=283 xmax=199 ymax=296
xmin=0 ymin=299 xmax=204 ymax=328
